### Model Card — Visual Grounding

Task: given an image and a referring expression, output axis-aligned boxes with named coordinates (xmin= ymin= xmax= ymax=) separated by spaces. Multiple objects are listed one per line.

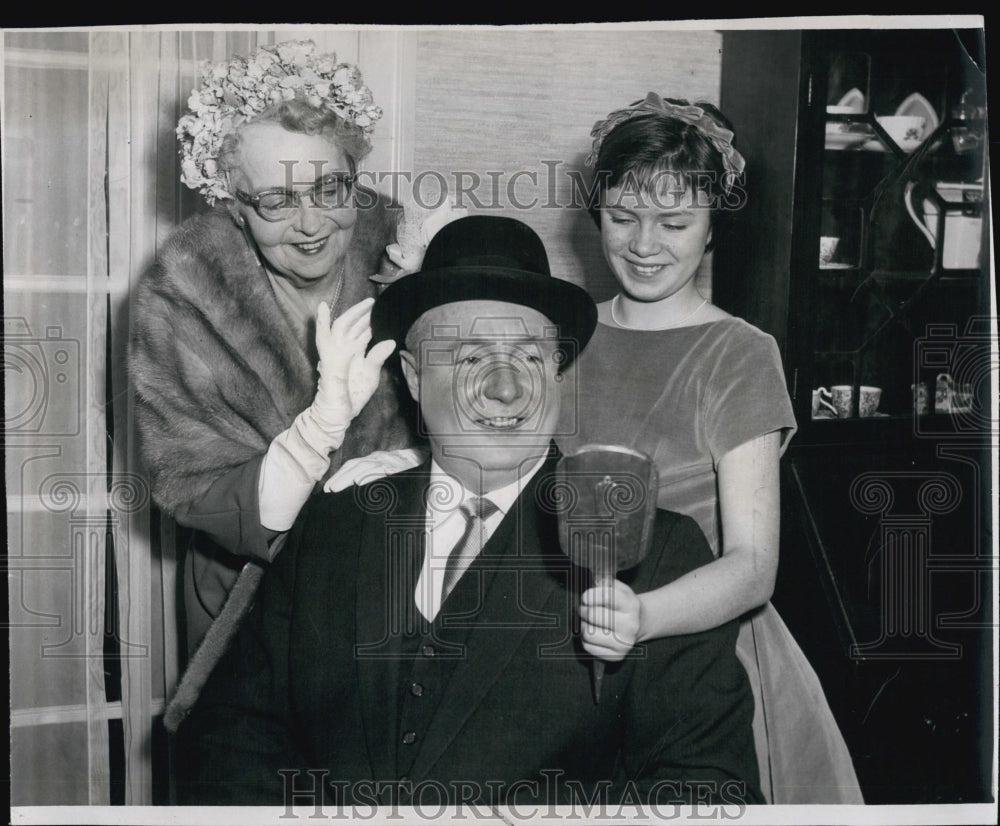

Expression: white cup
xmin=935 ymin=373 xmax=973 ymax=413
xmin=875 ymin=115 xmax=928 ymax=152
xmin=819 ymin=236 xmax=840 ymax=266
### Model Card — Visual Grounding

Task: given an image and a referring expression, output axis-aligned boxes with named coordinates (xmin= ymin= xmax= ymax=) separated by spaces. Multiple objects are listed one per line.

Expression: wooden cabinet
xmin=716 ymin=28 xmax=992 ymax=803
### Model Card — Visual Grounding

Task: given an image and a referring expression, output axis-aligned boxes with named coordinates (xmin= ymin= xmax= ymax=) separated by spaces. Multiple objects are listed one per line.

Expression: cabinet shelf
xmin=816 ymin=267 xmax=981 ymax=288
xmin=793 ymin=412 xmax=989 ymax=448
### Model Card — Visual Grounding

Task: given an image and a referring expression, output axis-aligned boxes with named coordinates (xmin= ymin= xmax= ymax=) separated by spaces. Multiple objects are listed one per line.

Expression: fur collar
xmin=130 ymin=195 xmax=415 ymax=513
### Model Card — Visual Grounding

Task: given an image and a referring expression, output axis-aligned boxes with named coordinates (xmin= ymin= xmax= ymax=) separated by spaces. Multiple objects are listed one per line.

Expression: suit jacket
xmin=176 ymin=448 xmax=763 ymax=808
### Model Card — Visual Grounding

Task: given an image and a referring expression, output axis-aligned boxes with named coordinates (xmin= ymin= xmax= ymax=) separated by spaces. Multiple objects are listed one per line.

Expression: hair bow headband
xmin=585 ymin=92 xmax=746 ymax=179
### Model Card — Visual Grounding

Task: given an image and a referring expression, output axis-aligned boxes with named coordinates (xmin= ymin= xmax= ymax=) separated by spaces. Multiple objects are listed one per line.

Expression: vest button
xmin=421 ymin=645 xmax=435 ymax=657
xmin=402 ymin=731 xmax=417 ymax=745
xmin=410 ymin=682 xmax=424 ymax=697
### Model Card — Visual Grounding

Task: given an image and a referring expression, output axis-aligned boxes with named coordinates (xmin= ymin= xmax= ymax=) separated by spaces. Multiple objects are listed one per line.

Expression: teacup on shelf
xmin=874 ymin=115 xmax=928 ymax=152
xmin=812 ymin=387 xmax=837 ymax=419
xmin=935 ymin=372 xmax=974 ymax=413
xmin=819 ymin=236 xmax=840 ymax=266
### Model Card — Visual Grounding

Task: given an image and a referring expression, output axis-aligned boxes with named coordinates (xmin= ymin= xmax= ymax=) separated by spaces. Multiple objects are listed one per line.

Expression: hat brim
xmin=371 ymin=266 xmax=598 ymax=365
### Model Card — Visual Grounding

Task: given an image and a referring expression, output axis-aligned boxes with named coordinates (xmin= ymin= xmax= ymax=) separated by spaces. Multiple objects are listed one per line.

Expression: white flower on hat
xmin=376 ymin=197 xmax=471 ymax=283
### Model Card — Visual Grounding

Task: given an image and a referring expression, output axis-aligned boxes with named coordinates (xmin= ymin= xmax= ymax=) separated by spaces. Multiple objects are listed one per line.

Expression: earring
xmin=234 ymin=214 xmax=246 ymax=228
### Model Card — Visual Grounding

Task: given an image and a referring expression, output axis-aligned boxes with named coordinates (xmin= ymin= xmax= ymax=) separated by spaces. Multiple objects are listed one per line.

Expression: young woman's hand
xmin=579 ymin=579 xmax=643 ymax=662
xmin=323 ymin=447 xmax=429 ymax=492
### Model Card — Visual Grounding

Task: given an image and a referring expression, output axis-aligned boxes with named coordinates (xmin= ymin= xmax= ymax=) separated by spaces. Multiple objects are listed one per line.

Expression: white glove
xmin=310 ymin=297 xmax=397 ymax=446
xmin=258 ymin=297 xmax=396 ymax=532
xmin=323 ymin=447 xmax=429 ymax=493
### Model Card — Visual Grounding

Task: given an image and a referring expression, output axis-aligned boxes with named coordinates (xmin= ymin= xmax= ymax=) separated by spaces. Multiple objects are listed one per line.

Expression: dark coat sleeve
xmin=614 ymin=512 xmax=765 ymax=805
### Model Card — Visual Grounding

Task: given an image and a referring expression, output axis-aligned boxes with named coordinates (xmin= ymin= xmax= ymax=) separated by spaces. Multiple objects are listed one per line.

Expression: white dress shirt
xmin=414 ymin=455 xmax=548 ymax=622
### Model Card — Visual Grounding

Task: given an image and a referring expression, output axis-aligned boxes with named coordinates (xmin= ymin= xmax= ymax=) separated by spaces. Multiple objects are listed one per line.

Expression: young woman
xmin=564 ymin=93 xmax=863 ymax=804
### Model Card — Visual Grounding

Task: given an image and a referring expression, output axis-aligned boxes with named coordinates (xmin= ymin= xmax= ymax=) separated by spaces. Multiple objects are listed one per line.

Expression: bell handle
xmin=588 ymin=570 xmax=616 ymax=705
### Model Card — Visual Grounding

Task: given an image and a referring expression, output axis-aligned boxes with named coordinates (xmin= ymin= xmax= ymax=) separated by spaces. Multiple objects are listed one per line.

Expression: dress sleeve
xmin=172 ymin=454 xmax=279 ymax=561
xmin=703 ymin=324 xmax=798 ymax=465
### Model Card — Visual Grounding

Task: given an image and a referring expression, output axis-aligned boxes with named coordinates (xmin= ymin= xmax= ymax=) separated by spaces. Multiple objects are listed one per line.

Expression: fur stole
xmin=129 ymin=192 xmax=417 ymax=514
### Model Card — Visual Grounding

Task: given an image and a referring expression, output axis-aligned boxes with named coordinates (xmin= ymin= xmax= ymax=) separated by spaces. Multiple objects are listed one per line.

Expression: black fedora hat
xmin=371 ymin=215 xmax=597 ymax=363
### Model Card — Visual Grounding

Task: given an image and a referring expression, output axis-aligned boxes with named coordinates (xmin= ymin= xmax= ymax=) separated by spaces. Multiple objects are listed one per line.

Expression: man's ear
xmin=399 ymin=350 xmax=420 ymax=402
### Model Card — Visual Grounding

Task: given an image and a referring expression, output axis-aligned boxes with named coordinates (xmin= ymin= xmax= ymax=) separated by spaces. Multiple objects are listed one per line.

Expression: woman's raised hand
xmin=579 ymin=579 xmax=643 ymax=662
xmin=313 ymin=297 xmax=396 ymax=434
xmin=256 ymin=298 xmax=397 ymax=534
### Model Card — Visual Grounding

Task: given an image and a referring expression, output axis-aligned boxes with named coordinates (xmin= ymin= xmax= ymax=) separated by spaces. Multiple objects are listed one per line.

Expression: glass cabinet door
xmin=807 ymin=30 xmax=987 ymax=427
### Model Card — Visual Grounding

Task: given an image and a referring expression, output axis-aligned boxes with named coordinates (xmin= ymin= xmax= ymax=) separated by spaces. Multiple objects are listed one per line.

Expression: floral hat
xmin=176 ymin=40 xmax=383 ymax=204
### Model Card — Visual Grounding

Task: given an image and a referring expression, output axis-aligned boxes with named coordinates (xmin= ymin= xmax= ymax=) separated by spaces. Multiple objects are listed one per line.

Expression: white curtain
xmin=4 ymin=27 xmax=409 ymax=806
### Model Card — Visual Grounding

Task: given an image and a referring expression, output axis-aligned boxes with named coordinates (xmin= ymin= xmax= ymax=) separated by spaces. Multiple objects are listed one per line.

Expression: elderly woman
xmin=130 ymin=41 xmax=421 ymax=655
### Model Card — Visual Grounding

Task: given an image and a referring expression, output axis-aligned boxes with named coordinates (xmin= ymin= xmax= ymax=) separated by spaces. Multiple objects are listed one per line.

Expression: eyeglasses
xmin=235 ymin=173 xmax=357 ymax=222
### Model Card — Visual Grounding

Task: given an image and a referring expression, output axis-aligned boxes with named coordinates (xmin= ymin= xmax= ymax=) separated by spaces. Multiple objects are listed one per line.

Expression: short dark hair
xmin=589 ymin=98 xmax=742 ymax=250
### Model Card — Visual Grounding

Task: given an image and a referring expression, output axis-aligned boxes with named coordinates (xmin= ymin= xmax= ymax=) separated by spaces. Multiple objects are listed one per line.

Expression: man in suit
xmin=176 ymin=216 xmax=762 ymax=810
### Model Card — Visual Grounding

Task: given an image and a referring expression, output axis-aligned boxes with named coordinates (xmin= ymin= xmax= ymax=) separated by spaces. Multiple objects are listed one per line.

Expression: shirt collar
xmin=426 ymin=453 xmax=549 ymax=528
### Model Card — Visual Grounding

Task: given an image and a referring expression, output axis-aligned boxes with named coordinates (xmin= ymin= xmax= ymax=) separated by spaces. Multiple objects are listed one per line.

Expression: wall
xmin=410 ymin=27 xmax=723 ymax=301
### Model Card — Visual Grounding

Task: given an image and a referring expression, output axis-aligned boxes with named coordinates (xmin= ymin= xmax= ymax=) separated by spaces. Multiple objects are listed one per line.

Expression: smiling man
xmin=174 ymin=216 xmax=762 ymax=810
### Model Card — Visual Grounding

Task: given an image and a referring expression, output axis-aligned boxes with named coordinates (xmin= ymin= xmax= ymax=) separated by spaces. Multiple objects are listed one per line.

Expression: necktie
xmin=441 ymin=496 xmax=499 ymax=603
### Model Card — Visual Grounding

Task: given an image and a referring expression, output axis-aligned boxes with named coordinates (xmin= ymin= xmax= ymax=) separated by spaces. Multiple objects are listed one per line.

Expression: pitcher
xmin=904 ymin=180 xmax=983 ymax=269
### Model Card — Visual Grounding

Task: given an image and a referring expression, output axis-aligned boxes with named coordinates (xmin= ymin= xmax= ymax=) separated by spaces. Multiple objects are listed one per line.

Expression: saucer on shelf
xmin=826 ymin=135 xmax=868 ymax=150
xmin=825 ymin=114 xmax=870 ymax=150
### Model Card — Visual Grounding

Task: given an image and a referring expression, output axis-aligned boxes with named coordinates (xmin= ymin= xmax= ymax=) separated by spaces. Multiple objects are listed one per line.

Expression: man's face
xmin=399 ymin=300 xmax=562 ymax=493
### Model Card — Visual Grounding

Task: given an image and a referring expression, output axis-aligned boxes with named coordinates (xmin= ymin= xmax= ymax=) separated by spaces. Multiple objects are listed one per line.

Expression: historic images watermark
xmin=269 ymin=159 xmax=749 ymax=213
xmin=277 ymin=769 xmax=750 ymax=821
xmin=842 ymin=317 xmax=997 ymax=663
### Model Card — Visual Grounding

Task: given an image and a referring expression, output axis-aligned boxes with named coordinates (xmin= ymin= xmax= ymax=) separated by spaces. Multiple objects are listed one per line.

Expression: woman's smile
xmin=289 ymin=236 xmax=330 ymax=255
xmin=601 ymin=185 xmax=712 ymax=303
xmin=627 ymin=260 xmax=672 ymax=276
